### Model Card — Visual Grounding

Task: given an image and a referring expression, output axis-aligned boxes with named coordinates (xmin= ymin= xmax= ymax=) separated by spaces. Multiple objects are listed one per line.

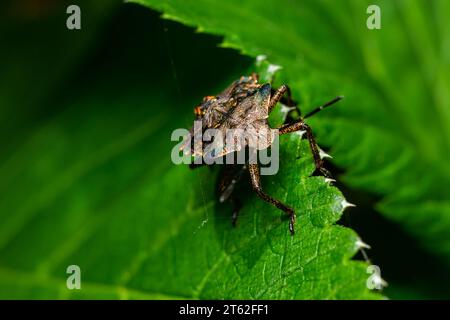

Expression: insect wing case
xmin=204 ymin=83 xmax=276 ymax=160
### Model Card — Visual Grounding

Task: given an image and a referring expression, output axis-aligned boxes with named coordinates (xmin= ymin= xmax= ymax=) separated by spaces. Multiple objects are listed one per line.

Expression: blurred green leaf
xmin=132 ymin=0 xmax=450 ymax=268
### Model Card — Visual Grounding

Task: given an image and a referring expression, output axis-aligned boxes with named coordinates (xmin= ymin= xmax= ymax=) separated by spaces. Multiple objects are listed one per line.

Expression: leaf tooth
xmin=341 ymin=199 xmax=356 ymax=210
xmin=256 ymin=54 xmax=267 ymax=66
xmin=295 ymin=130 xmax=306 ymax=138
xmin=319 ymin=148 xmax=333 ymax=159
xmin=267 ymin=63 xmax=282 ymax=76
xmin=371 ymin=273 xmax=389 ymax=289
xmin=280 ymin=104 xmax=296 ymax=114
xmin=355 ymin=238 xmax=371 ymax=250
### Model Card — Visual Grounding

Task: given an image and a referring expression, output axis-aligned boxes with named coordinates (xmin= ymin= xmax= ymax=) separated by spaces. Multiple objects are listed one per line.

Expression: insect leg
xmin=218 ymin=165 xmax=246 ymax=225
xmin=268 ymin=85 xmax=293 ymax=113
xmin=302 ymin=123 xmax=332 ymax=178
xmin=248 ymin=164 xmax=296 ymax=234
xmin=278 ymin=121 xmax=332 ymax=178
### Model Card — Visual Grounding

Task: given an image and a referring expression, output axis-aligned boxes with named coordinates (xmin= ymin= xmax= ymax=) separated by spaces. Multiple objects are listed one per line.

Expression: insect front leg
xmin=278 ymin=121 xmax=332 ymax=178
xmin=268 ymin=84 xmax=294 ymax=113
xmin=248 ymin=164 xmax=296 ymax=234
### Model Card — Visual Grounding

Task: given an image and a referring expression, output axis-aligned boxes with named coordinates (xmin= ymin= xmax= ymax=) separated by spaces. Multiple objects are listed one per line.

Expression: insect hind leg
xmin=248 ymin=164 xmax=296 ymax=234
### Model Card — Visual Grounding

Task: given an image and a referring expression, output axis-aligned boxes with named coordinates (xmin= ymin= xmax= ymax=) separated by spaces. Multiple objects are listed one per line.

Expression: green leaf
xmin=0 ymin=85 xmax=377 ymax=299
xmin=131 ymin=0 xmax=450 ymax=267
xmin=0 ymin=3 xmax=379 ymax=299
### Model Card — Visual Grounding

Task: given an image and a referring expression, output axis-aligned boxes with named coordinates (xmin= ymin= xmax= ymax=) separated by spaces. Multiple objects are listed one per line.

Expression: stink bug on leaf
xmin=183 ymin=73 xmax=342 ymax=234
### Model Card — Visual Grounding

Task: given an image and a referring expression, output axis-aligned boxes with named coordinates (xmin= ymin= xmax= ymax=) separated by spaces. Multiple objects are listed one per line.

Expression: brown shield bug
xmin=182 ymin=73 xmax=342 ymax=234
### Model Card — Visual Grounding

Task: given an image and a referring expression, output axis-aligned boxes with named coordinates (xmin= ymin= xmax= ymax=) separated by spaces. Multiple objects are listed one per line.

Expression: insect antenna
xmin=303 ymin=96 xmax=344 ymax=119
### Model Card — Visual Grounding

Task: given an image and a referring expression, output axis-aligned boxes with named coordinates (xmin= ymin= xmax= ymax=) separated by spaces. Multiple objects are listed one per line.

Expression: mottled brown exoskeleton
xmin=184 ymin=73 xmax=342 ymax=234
